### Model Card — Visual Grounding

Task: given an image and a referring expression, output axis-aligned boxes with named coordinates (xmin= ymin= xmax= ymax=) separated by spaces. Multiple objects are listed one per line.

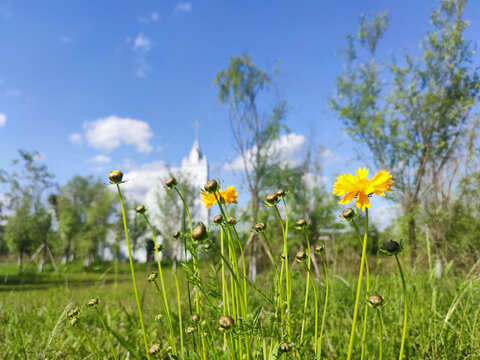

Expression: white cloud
xmin=137 ymin=12 xmax=160 ymax=24
xmin=84 ymin=115 xmax=153 ymax=153
xmin=151 ymin=12 xmax=159 ymax=21
xmin=88 ymin=154 xmax=111 ymax=164
xmin=0 ymin=113 xmax=6 ymax=127
xmin=135 ymin=58 xmax=151 ymax=78
xmin=68 ymin=132 xmax=83 ymax=145
xmin=224 ymin=133 xmax=306 ymax=172
xmin=58 ymin=35 xmax=73 ymax=43
xmin=320 ymin=148 xmax=341 ymax=165
xmin=133 ymin=33 xmax=152 ymax=53
xmin=175 ymin=2 xmax=192 ymax=13
xmin=6 ymin=90 xmax=21 ymax=96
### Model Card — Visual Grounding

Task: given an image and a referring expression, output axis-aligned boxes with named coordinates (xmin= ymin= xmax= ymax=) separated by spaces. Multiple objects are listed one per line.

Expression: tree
xmin=214 ymin=54 xmax=288 ymax=281
xmin=330 ymin=0 xmax=479 ymax=264
xmin=3 ymin=150 xmax=55 ymax=270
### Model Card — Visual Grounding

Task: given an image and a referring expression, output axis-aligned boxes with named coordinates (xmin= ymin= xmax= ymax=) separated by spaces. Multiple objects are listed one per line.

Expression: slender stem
xmin=305 ymin=266 xmax=318 ymax=358
xmin=260 ymin=232 xmax=283 ymax=323
xmin=376 ymin=308 xmax=383 ymax=360
xmin=143 ymin=214 xmax=176 ymax=355
xmin=95 ymin=308 xmax=117 ymax=360
xmin=319 ymin=252 xmax=329 ymax=358
xmin=153 ymin=281 xmax=175 ymax=352
xmin=173 ymin=270 xmax=184 ymax=354
xmin=347 ymin=208 xmax=368 ymax=360
xmin=116 ymin=184 xmax=150 ymax=360
xmin=175 ymin=187 xmax=193 ymax=233
xmin=351 ymin=220 xmax=370 ymax=360
xmin=300 ymin=230 xmax=311 ymax=345
xmin=79 ymin=324 xmax=99 ymax=360
xmin=395 ymin=254 xmax=408 ymax=360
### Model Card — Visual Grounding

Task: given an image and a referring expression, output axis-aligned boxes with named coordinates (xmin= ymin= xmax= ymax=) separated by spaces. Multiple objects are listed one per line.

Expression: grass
xmin=1 ymin=256 xmax=479 ymax=359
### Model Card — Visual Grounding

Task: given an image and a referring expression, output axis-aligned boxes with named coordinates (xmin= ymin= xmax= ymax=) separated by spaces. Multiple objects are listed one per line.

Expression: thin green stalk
xmin=116 ymin=184 xmax=150 ymax=360
xmin=351 ymin=220 xmax=370 ymax=360
xmin=275 ymin=202 xmax=291 ymax=338
xmin=395 ymin=254 xmax=407 ymax=360
xmin=305 ymin=266 xmax=318 ymax=358
xmin=319 ymin=252 xmax=329 ymax=358
xmin=300 ymin=230 xmax=311 ymax=345
xmin=79 ymin=324 xmax=100 ymax=360
xmin=173 ymin=270 xmax=184 ymax=354
xmin=95 ymin=308 xmax=118 ymax=360
xmin=153 ymin=281 xmax=176 ymax=352
xmin=143 ymin=214 xmax=176 ymax=355
xmin=260 ymin=232 xmax=283 ymax=323
xmin=376 ymin=308 xmax=383 ymax=360
xmin=347 ymin=208 xmax=368 ymax=360
xmin=175 ymin=187 xmax=193 ymax=232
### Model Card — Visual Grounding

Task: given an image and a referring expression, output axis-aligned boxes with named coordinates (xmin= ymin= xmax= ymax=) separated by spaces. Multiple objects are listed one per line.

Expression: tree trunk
xmin=408 ymin=217 xmax=417 ymax=268
xmin=17 ymin=252 xmax=23 ymax=268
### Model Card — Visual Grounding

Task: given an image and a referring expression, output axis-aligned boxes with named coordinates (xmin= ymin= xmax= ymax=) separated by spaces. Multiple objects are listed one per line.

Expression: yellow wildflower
xmin=201 ymin=186 xmax=239 ymax=209
xmin=333 ymin=167 xmax=394 ymax=211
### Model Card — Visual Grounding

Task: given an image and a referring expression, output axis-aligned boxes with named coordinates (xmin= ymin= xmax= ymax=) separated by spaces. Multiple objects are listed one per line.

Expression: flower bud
xmin=368 ymin=293 xmax=384 ymax=307
xmin=147 ymin=272 xmax=158 ymax=282
xmin=280 ymin=252 xmax=286 ymax=260
xmin=213 ymin=215 xmax=223 ymax=224
xmin=203 ymin=242 xmax=212 ymax=251
xmin=186 ymin=326 xmax=195 ymax=335
xmin=165 ymin=177 xmax=178 ymax=188
xmin=295 ymin=250 xmax=307 ymax=262
xmin=296 ymin=218 xmax=307 ymax=229
xmin=69 ymin=317 xmax=79 ymax=326
xmin=276 ymin=189 xmax=285 ymax=198
xmin=314 ymin=245 xmax=324 ymax=255
xmin=204 ymin=179 xmax=218 ymax=193
xmin=226 ymin=216 xmax=236 ymax=225
xmin=109 ymin=170 xmax=123 ymax=184
xmin=218 ymin=315 xmax=235 ymax=330
xmin=192 ymin=223 xmax=208 ymax=241
xmin=87 ymin=298 xmax=99 ymax=308
xmin=149 ymin=343 xmax=161 ymax=355
xmin=254 ymin=222 xmax=267 ymax=233
xmin=385 ymin=240 xmax=400 ymax=253
xmin=265 ymin=193 xmax=278 ymax=205
xmin=155 ymin=314 xmax=163 ymax=322
xmin=136 ymin=205 xmax=146 ymax=214
xmin=279 ymin=342 xmax=290 ymax=353
xmin=67 ymin=308 xmax=80 ymax=319
xmin=173 ymin=231 xmax=181 ymax=239
xmin=191 ymin=314 xmax=200 ymax=323
xmin=156 ymin=244 xmax=164 ymax=252
xmin=342 ymin=208 xmax=355 ymax=220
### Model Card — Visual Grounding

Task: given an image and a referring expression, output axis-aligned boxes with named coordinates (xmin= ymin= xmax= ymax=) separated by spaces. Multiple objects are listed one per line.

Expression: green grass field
xmin=1 ymin=257 xmax=479 ymax=359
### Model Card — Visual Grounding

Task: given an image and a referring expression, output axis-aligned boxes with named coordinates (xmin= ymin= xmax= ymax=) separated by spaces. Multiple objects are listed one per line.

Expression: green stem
xmin=347 ymin=208 xmax=368 ymax=360
xmin=300 ymin=230 xmax=311 ymax=345
xmin=395 ymin=254 xmax=408 ymax=360
xmin=175 ymin=187 xmax=193 ymax=233
xmin=95 ymin=308 xmax=118 ymax=360
xmin=80 ymin=324 xmax=99 ymax=360
xmin=116 ymin=184 xmax=150 ymax=360
xmin=352 ymin=220 xmax=370 ymax=360
xmin=143 ymin=214 xmax=176 ymax=355
xmin=376 ymin=308 xmax=383 ymax=360
xmin=319 ymin=252 xmax=329 ymax=359
xmin=173 ymin=270 xmax=184 ymax=354
xmin=305 ymin=266 xmax=318 ymax=358
xmin=260 ymin=232 xmax=283 ymax=323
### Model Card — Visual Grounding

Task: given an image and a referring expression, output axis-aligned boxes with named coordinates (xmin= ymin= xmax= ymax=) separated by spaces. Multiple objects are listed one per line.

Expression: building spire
xmin=193 ymin=120 xmax=201 ymax=142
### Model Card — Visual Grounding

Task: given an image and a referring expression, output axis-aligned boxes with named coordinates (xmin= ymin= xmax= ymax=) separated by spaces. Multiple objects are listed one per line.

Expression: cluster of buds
xmin=147 ymin=272 xmax=158 ymax=283
xmin=218 ymin=315 xmax=235 ymax=330
xmin=87 ymin=297 xmax=99 ymax=308
xmin=165 ymin=177 xmax=179 ymax=189
xmin=67 ymin=307 xmax=81 ymax=326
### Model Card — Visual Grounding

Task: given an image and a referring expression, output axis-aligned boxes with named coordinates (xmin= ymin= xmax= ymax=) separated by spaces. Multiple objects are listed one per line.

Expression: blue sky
xmin=1 ymin=0 xmax=479 ymax=223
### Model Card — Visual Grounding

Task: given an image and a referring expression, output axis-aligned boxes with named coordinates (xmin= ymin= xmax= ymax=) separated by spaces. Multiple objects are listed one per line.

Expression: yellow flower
xmin=333 ymin=167 xmax=394 ymax=211
xmin=201 ymin=186 xmax=239 ymax=209
xmin=221 ymin=186 xmax=239 ymax=205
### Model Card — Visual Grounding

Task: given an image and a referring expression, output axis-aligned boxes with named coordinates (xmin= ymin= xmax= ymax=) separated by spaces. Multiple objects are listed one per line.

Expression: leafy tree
xmin=3 ymin=150 xmax=55 ymax=270
xmin=215 ymin=54 xmax=288 ymax=281
xmin=330 ymin=0 xmax=479 ymax=264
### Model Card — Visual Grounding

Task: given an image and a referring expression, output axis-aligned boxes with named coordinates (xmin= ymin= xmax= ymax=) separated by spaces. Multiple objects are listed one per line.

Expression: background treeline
xmin=0 ymin=0 xmax=479 ymax=277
